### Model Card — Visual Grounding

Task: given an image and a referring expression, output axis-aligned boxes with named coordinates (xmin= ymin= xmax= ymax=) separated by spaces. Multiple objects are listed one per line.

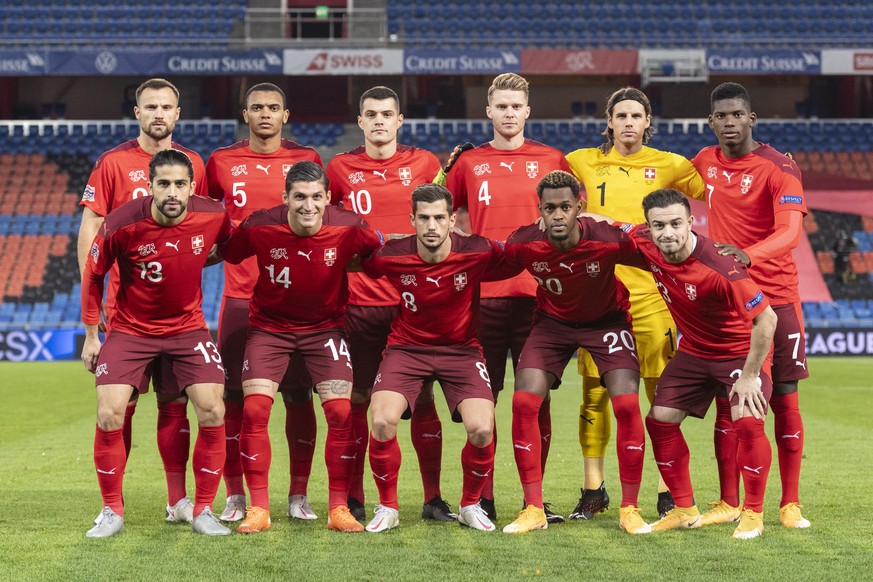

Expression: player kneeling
xmin=361 ymin=184 xmax=510 ymax=533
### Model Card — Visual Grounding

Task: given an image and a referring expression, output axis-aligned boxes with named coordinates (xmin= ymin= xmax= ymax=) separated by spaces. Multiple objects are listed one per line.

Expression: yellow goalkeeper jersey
xmin=565 ymin=145 xmax=705 ymax=308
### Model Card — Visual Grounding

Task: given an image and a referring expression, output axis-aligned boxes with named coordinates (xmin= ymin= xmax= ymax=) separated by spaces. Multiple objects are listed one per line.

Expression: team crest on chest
xmin=270 ymin=248 xmax=288 ymax=260
xmin=525 ymin=161 xmax=539 ymax=179
xmin=707 ymin=166 xmax=718 ymax=179
xmin=191 ymin=235 xmax=204 ymax=255
xmin=231 ymin=164 xmax=248 ymax=177
xmin=644 ymin=167 xmax=657 ymax=181
xmin=473 ymin=163 xmax=492 ymax=177
xmin=138 ymin=243 xmax=156 ymax=257
xmin=586 ymin=261 xmax=601 ymax=277
xmin=454 ymin=272 xmax=468 ymax=291
xmin=595 ymin=166 xmax=611 ymax=177
xmin=685 ymin=283 xmax=697 ymax=301
xmin=128 ymin=170 xmax=146 ymax=183
xmin=324 ymin=247 xmax=337 ymax=266
xmin=532 ymin=261 xmax=551 ymax=273
xmin=399 ymin=166 xmax=412 ymax=186
xmin=740 ymin=173 xmax=754 ymax=194
xmin=282 ymin=164 xmax=292 ymax=177
xmin=400 ymin=274 xmax=417 ymax=286
xmin=348 ymin=171 xmax=365 ymax=185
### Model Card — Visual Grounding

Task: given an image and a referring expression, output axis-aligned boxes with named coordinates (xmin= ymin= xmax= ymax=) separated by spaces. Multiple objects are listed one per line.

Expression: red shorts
xmin=373 ymin=346 xmax=494 ymax=422
xmin=478 ymin=297 xmax=536 ymax=394
xmin=218 ymin=296 xmax=313 ymax=392
xmin=771 ymin=302 xmax=809 ymax=384
xmin=242 ymin=327 xmax=353 ymax=388
xmin=655 ymin=350 xmax=773 ymax=419
xmin=345 ymin=304 xmax=397 ymax=396
xmin=517 ymin=312 xmax=640 ymax=387
xmin=95 ymin=329 xmax=225 ymax=392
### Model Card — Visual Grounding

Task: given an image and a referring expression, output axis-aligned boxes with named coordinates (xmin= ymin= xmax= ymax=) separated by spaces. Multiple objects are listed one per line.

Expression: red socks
xmin=349 ymin=401 xmax=369 ymax=503
xmin=156 ymin=400 xmax=190 ymax=505
xmin=122 ymin=403 xmax=136 ymax=459
xmin=322 ymin=399 xmax=355 ymax=509
xmin=410 ymin=399 xmax=443 ymax=501
xmin=285 ymin=399 xmax=317 ymax=497
xmin=460 ymin=439 xmax=495 ymax=507
xmin=240 ymin=393 xmax=274 ymax=509
xmin=538 ymin=397 xmax=552 ymax=474
xmin=94 ymin=425 xmax=126 ymax=516
xmin=734 ymin=416 xmax=771 ymax=513
xmin=645 ymin=416 xmax=694 ymax=507
xmin=369 ymin=435 xmax=401 ymax=509
xmin=222 ymin=398 xmax=245 ymax=498
xmin=480 ymin=424 xmax=496 ymax=500
xmin=612 ymin=393 xmax=644 ymax=508
xmin=192 ymin=424 xmax=226 ymax=516
xmin=511 ymin=391 xmax=544 ymax=508
xmin=770 ymin=391 xmax=804 ymax=506
xmin=713 ymin=395 xmax=740 ymax=507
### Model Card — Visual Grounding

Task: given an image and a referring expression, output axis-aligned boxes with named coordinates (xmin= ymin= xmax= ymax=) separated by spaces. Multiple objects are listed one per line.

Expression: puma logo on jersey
xmin=426 ymin=276 xmax=442 ymax=286
xmin=165 ymin=240 xmax=180 ymax=251
xmin=559 ymin=262 xmax=574 ymax=273
xmin=795 ymin=360 xmax=806 ymax=370
xmin=722 ymin=170 xmax=735 ymax=183
xmin=618 ymin=167 xmax=630 ymax=176
xmin=373 ymin=169 xmax=387 ymax=181
xmin=256 ymin=164 xmax=270 ymax=174
xmin=298 ymin=250 xmax=312 ymax=261
xmin=743 ymin=465 xmax=764 ymax=475
xmin=500 ymin=161 xmax=514 ymax=172
xmin=727 ymin=266 xmax=740 ymax=276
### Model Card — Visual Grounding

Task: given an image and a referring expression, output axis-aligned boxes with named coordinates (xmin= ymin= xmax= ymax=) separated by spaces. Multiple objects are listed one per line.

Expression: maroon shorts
xmin=655 ymin=350 xmax=773 ymax=419
xmin=517 ymin=312 xmax=640 ymax=387
xmin=242 ymin=326 xmax=353 ymax=388
xmin=218 ymin=296 xmax=313 ymax=393
xmin=96 ymin=329 xmax=225 ymax=392
xmin=478 ymin=297 xmax=536 ymax=394
xmin=771 ymin=302 xmax=809 ymax=384
xmin=345 ymin=304 xmax=397 ymax=396
xmin=373 ymin=346 xmax=494 ymax=422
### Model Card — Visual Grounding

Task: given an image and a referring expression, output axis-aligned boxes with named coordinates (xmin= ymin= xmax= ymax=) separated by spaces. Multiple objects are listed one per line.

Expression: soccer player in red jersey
xmin=206 ymin=83 xmax=324 ymax=522
xmin=77 ymin=78 xmax=209 ymax=525
xmin=444 ymin=73 xmax=572 ymax=522
xmin=610 ymin=188 xmax=777 ymax=539
xmin=691 ymin=83 xmax=810 ymax=529
xmin=218 ymin=161 xmax=383 ymax=534
xmin=498 ymin=171 xmax=649 ymax=535
xmin=360 ymin=184 xmax=503 ymax=533
xmin=80 ymin=149 xmax=232 ymax=538
xmin=326 ymin=86 xmax=453 ymax=522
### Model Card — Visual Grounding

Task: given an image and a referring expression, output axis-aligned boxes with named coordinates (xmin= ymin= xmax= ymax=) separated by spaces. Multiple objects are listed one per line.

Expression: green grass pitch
xmin=1 ymin=357 xmax=871 ymax=581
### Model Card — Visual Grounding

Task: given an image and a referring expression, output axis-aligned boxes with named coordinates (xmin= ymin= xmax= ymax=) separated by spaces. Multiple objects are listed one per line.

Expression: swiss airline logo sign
xmin=284 ymin=49 xmax=403 ymax=75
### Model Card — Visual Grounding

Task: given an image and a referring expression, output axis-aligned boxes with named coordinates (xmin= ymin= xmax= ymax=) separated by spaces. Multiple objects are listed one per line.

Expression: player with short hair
xmin=444 ymin=73 xmax=572 ymax=522
xmin=325 ymin=86 xmax=453 ymax=522
xmin=77 ymin=78 xmax=209 ymax=525
xmin=499 ymin=171 xmax=649 ymax=535
xmin=564 ymin=87 xmax=705 ymax=520
xmin=690 ymin=82 xmax=810 ymax=529
xmin=361 ymin=183 xmax=504 ymax=533
xmin=611 ymin=188 xmax=777 ymax=539
xmin=81 ymin=149 xmax=232 ymax=538
xmin=206 ymin=83 xmax=324 ymax=523
xmin=219 ymin=161 xmax=383 ymax=534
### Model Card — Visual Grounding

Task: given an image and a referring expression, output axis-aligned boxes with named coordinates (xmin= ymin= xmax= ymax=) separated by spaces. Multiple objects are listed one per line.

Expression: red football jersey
xmin=363 ymin=233 xmax=504 ymax=347
xmin=220 ymin=205 xmax=383 ymax=333
xmin=625 ymin=225 xmax=770 ymax=360
xmin=326 ymin=145 xmax=441 ymax=307
xmin=692 ymin=144 xmax=807 ymax=305
xmin=503 ymin=218 xmax=644 ymax=324
xmin=82 ymin=196 xmax=231 ymax=337
xmin=80 ymin=139 xmax=207 ymax=216
xmin=205 ymin=139 xmax=323 ymax=299
xmin=445 ymin=139 xmax=571 ymax=299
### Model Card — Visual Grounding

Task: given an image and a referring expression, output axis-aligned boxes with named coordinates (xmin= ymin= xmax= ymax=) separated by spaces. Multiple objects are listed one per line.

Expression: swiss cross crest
xmin=644 ymin=167 xmax=656 ymax=180
xmin=526 ymin=161 xmax=539 ymax=178
xmin=473 ymin=163 xmax=491 ymax=177
xmin=128 ymin=169 xmax=146 ymax=183
xmin=282 ymin=164 xmax=292 ymax=177
xmin=586 ymin=261 xmax=600 ymax=277
xmin=324 ymin=247 xmax=337 ymax=266
xmin=685 ymin=283 xmax=697 ymax=301
xmin=454 ymin=272 xmax=468 ymax=291
xmin=191 ymin=235 xmax=204 ymax=250
xmin=348 ymin=171 xmax=365 ymax=185
xmin=400 ymin=274 xmax=417 ymax=286
xmin=231 ymin=164 xmax=248 ymax=177
xmin=707 ymin=166 xmax=718 ymax=179
xmin=532 ymin=261 xmax=551 ymax=273
xmin=399 ymin=166 xmax=412 ymax=186
xmin=740 ymin=173 xmax=754 ymax=194
xmin=270 ymin=248 xmax=288 ymax=260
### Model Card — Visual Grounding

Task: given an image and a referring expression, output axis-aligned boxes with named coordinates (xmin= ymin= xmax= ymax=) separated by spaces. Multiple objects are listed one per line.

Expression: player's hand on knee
xmin=729 ymin=375 xmax=765 ymax=419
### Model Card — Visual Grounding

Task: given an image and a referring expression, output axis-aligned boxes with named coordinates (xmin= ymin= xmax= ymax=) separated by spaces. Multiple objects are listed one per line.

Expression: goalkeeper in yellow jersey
xmin=565 ymin=87 xmax=705 ymax=520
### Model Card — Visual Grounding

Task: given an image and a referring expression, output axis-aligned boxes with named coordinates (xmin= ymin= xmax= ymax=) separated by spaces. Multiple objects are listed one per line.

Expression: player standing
xmin=444 ymin=73 xmax=571 ymax=522
xmin=205 ymin=83 xmax=324 ymax=522
xmin=691 ymin=83 xmax=810 ymax=529
xmin=326 ymin=86 xmax=452 ymax=522
xmin=361 ymin=184 xmax=503 ymax=533
xmin=219 ymin=161 xmax=383 ymax=534
xmin=499 ymin=171 xmax=649 ymax=535
xmin=564 ymin=87 xmax=705 ymax=520
xmin=614 ymin=188 xmax=777 ymax=539
xmin=81 ymin=149 xmax=232 ymax=537
xmin=77 ymin=78 xmax=208 ymax=524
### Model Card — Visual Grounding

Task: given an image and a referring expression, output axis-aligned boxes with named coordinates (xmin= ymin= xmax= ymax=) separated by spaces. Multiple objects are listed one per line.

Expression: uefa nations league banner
xmin=803 ymin=328 xmax=873 ymax=357
xmin=705 ymin=49 xmax=822 ymax=75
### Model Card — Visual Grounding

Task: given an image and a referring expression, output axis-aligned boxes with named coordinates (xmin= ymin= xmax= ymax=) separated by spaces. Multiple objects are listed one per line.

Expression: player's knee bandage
xmin=579 ymin=379 xmax=611 ymax=457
